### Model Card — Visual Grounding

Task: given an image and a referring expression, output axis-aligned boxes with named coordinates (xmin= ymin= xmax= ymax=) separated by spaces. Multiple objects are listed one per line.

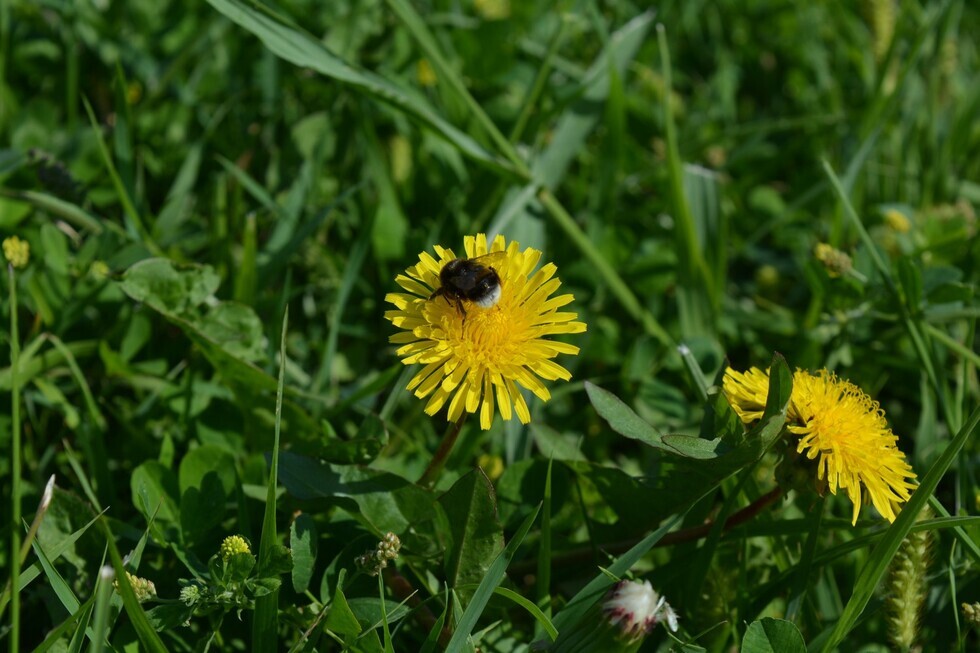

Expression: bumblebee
xmin=429 ymin=252 xmax=506 ymax=315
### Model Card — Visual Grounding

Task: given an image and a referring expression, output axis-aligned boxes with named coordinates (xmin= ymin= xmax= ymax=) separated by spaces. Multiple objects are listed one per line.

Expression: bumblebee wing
xmin=469 ymin=251 xmax=508 ymax=269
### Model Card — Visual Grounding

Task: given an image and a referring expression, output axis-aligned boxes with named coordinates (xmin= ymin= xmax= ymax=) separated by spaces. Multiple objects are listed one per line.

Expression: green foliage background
xmin=1 ymin=0 xmax=978 ymax=651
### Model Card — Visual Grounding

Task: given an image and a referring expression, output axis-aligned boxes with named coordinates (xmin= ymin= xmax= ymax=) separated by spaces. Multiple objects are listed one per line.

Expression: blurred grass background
xmin=1 ymin=0 xmax=978 ymax=650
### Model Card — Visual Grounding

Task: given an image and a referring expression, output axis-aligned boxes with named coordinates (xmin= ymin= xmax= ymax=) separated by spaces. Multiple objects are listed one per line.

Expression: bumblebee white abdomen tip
xmin=474 ymin=284 xmax=502 ymax=308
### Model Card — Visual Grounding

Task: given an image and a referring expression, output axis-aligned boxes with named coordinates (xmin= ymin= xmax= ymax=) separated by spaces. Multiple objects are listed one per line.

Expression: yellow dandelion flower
xmin=721 ymin=366 xmax=772 ymax=423
xmin=385 ymin=233 xmax=586 ymax=430
xmin=723 ymin=366 xmax=917 ymax=524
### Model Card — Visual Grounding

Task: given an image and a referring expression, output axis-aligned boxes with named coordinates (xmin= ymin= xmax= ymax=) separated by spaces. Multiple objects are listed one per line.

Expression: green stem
xmin=8 ymin=264 xmax=21 ymax=652
xmin=418 ymin=414 xmax=467 ymax=489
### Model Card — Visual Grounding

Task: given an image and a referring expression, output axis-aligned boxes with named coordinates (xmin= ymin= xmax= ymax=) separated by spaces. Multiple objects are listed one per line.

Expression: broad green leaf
xmin=438 ymin=469 xmax=504 ymax=591
xmin=446 ymin=505 xmax=540 ymax=651
xmin=178 ymin=445 xmax=237 ymax=497
xmin=179 ymin=473 xmax=226 ymax=545
xmin=119 ymin=258 xmax=219 ymax=315
xmin=742 ymin=618 xmax=807 ymax=653
xmin=249 ymin=577 xmax=282 ymax=597
xmin=277 ymin=451 xmax=435 ymax=533
xmin=117 ymin=258 xmax=329 ymax=447
xmin=660 ymin=433 xmax=726 ymax=459
xmin=145 ymin=603 xmax=195 ymax=632
xmin=195 ymin=302 xmax=267 ymax=363
xmin=290 ymin=514 xmax=317 ymax=593
xmin=130 ymin=461 xmax=180 ymax=525
xmin=346 ymin=597 xmax=411 ymax=630
xmin=585 ymin=381 xmax=664 ymax=448
xmin=324 ymin=580 xmax=361 ymax=637
xmin=528 ymin=423 xmax=586 ymax=462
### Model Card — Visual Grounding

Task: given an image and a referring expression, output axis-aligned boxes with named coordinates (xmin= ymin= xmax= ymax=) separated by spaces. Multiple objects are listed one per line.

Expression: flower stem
xmin=418 ymin=414 xmax=467 ymax=488
xmin=507 ymin=487 xmax=784 ymax=576
xmin=8 ymin=263 xmax=21 ymax=652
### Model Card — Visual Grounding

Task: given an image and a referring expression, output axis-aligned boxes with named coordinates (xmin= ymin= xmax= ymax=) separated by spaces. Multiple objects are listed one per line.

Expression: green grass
xmin=1 ymin=0 xmax=979 ymax=651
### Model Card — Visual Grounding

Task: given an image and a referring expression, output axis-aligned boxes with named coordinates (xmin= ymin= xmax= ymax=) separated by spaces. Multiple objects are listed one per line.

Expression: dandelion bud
xmin=114 ymin=571 xmax=157 ymax=603
xmin=219 ymin=535 xmax=251 ymax=560
xmin=547 ymin=580 xmax=678 ymax=652
xmin=814 ymin=243 xmax=852 ymax=278
xmin=2 ymin=236 xmax=30 ymax=269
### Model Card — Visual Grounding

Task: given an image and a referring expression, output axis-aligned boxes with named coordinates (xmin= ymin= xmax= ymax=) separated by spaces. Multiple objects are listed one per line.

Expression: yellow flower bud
xmin=220 ymin=535 xmax=251 ymax=560
xmin=416 ymin=59 xmax=437 ymax=87
xmin=3 ymin=236 xmax=30 ymax=269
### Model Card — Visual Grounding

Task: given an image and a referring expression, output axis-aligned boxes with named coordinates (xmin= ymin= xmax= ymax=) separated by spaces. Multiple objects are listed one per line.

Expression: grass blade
xmin=30 ymin=595 xmax=95 ymax=653
xmin=539 ymin=189 xmax=672 ymax=346
xmin=205 ymin=0 xmax=518 ymax=179
xmin=384 ymin=0 xmax=529 ymax=176
xmin=81 ymin=97 xmax=161 ymax=255
xmin=90 ymin=566 xmax=115 ymax=653
xmin=0 ymin=189 xmax=127 ymax=237
xmin=536 ymin=459 xmax=552 ymax=614
xmin=96 ymin=518 xmax=169 ymax=653
xmin=252 ymin=306 xmax=290 ymax=648
xmin=657 ymin=24 xmax=714 ymax=335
